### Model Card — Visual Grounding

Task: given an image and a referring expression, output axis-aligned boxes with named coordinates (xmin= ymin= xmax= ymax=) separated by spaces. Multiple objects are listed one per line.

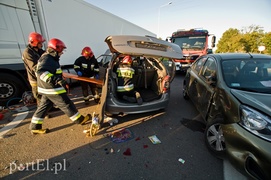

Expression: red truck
xmin=167 ymin=28 xmax=216 ymax=72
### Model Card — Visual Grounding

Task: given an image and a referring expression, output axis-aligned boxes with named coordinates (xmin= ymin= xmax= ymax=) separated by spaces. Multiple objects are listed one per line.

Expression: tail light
xmin=162 ymin=75 xmax=170 ymax=93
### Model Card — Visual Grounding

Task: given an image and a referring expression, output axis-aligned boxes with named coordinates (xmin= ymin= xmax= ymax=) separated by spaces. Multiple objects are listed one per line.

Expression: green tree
xmin=216 ymin=25 xmax=270 ymax=54
xmin=262 ymin=32 xmax=271 ymax=54
xmin=239 ymin=25 xmax=265 ymax=53
xmin=216 ymin=28 xmax=241 ymax=53
xmin=240 ymin=31 xmax=262 ymax=53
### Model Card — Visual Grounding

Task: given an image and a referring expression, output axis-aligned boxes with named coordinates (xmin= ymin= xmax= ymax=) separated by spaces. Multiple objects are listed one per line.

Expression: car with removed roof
xmin=182 ymin=53 xmax=271 ymax=180
xmin=98 ymin=35 xmax=182 ymax=117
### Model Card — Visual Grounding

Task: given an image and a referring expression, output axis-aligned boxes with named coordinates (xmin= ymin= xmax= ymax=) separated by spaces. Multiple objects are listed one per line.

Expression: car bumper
xmin=222 ymin=123 xmax=271 ymax=180
xmin=105 ymin=93 xmax=170 ymax=115
xmin=174 ymin=62 xmax=190 ymax=71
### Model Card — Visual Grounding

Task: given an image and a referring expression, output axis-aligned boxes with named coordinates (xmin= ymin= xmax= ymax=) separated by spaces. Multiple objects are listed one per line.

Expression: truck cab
xmin=168 ymin=29 xmax=216 ymax=73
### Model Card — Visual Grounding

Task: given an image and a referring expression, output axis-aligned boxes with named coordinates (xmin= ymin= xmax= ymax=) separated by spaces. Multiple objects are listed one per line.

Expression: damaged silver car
xmin=98 ymin=35 xmax=183 ymax=117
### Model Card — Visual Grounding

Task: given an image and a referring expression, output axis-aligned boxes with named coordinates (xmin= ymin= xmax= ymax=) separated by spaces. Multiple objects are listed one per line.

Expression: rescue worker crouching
xmin=74 ymin=46 xmax=100 ymax=104
xmin=114 ymin=55 xmax=143 ymax=105
xmin=30 ymin=38 xmax=91 ymax=134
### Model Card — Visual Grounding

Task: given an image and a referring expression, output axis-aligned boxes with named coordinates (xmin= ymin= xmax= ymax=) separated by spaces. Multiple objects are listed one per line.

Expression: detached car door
xmin=97 ymin=68 xmax=109 ymax=125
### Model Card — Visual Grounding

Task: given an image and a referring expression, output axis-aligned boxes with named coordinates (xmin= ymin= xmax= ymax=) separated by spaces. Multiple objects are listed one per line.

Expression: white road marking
xmin=0 ymin=106 xmax=29 ymax=138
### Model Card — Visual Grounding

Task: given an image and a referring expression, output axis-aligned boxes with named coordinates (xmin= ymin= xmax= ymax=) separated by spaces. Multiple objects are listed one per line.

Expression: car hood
xmin=231 ymin=89 xmax=271 ymax=115
xmin=105 ymin=35 xmax=183 ymax=59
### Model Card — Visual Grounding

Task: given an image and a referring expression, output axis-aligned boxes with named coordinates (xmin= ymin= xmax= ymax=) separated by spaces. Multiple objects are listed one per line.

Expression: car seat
xmin=239 ymin=62 xmax=259 ymax=81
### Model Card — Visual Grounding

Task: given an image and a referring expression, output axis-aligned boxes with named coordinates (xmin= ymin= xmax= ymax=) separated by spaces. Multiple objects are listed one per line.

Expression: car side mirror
xmin=211 ymin=36 xmax=216 ymax=48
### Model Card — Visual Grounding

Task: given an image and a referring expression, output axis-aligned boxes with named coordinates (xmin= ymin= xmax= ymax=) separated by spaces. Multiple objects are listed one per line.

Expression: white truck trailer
xmin=0 ymin=0 xmax=155 ymax=106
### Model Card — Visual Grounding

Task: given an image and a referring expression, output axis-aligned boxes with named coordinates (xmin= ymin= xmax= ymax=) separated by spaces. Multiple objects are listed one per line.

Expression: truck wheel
xmin=0 ymin=73 xmax=25 ymax=106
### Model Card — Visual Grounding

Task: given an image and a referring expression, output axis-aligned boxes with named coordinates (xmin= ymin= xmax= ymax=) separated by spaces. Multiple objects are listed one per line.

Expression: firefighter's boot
xmin=31 ymin=128 xmax=49 ymax=134
xmin=83 ymin=96 xmax=90 ymax=105
xmin=135 ymin=92 xmax=143 ymax=105
xmin=94 ymin=94 xmax=100 ymax=103
xmin=79 ymin=114 xmax=92 ymax=125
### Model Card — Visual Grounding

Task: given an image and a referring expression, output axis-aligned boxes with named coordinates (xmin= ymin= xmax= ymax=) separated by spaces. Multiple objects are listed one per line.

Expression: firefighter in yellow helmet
xmin=30 ymin=38 xmax=91 ymax=134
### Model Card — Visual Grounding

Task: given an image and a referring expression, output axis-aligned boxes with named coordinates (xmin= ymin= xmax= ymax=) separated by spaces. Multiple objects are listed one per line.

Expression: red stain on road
xmin=123 ymin=148 xmax=131 ymax=156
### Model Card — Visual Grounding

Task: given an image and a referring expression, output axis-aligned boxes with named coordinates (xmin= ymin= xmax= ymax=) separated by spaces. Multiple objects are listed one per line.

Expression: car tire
xmin=182 ymin=82 xmax=189 ymax=100
xmin=204 ymin=118 xmax=226 ymax=159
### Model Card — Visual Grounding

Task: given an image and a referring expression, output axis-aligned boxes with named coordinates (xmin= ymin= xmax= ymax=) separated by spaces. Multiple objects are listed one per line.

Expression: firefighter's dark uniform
xmin=115 ymin=64 xmax=135 ymax=94
xmin=114 ymin=63 xmax=143 ymax=104
xmin=22 ymin=45 xmax=45 ymax=105
xmin=74 ymin=56 xmax=99 ymax=101
xmin=30 ymin=50 xmax=88 ymax=130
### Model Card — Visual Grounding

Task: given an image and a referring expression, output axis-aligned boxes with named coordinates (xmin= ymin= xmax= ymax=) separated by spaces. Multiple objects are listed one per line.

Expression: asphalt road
xmin=0 ymin=73 xmax=247 ymax=180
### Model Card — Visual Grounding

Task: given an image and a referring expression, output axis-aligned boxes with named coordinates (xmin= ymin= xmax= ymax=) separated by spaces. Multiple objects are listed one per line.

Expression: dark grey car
xmin=183 ymin=53 xmax=271 ymax=180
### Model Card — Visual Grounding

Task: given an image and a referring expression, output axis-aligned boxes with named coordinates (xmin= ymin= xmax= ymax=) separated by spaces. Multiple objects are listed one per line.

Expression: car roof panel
xmin=209 ymin=53 xmax=271 ymax=61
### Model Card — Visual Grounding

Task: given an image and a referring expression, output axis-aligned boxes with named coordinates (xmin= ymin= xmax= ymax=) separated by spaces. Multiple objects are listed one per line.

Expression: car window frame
xmin=200 ymin=57 xmax=217 ymax=81
xmin=191 ymin=56 xmax=208 ymax=74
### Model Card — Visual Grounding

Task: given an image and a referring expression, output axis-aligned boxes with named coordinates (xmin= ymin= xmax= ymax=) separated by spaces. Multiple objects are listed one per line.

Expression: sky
xmin=84 ymin=0 xmax=271 ymax=46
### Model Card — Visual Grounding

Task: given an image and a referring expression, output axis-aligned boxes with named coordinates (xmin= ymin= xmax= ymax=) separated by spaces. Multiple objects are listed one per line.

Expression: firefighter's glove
xmin=77 ymin=71 xmax=83 ymax=77
xmin=65 ymin=84 xmax=69 ymax=91
xmin=57 ymin=79 xmax=69 ymax=91
xmin=57 ymin=79 xmax=67 ymax=87
xmin=95 ymin=74 xmax=99 ymax=79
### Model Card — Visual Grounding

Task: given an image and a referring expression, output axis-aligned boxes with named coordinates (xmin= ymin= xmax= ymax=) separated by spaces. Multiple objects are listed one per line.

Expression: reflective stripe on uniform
xmin=83 ymin=96 xmax=89 ymax=100
xmin=40 ymin=71 xmax=53 ymax=82
xmin=74 ymin=65 xmax=80 ymax=69
xmin=117 ymin=84 xmax=134 ymax=92
xmin=31 ymin=116 xmax=44 ymax=124
xmin=38 ymin=87 xmax=66 ymax=94
xmin=82 ymin=63 xmax=87 ymax=68
xmin=70 ymin=112 xmax=82 ymax=121
xmin=56 ymin=68 xmax=62 ymax=74
xmin=116 ymin=67 xmax=134 ymax=78
xmin=94 ymin=68 xmax=99 ymax=72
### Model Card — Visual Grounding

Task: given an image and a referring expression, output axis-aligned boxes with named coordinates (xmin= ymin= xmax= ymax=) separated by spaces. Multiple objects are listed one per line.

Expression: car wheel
xmin=182 ymin=82 xmax=189 ymax=100
xmin=204 ymin=119 xmax=226 ymax=158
